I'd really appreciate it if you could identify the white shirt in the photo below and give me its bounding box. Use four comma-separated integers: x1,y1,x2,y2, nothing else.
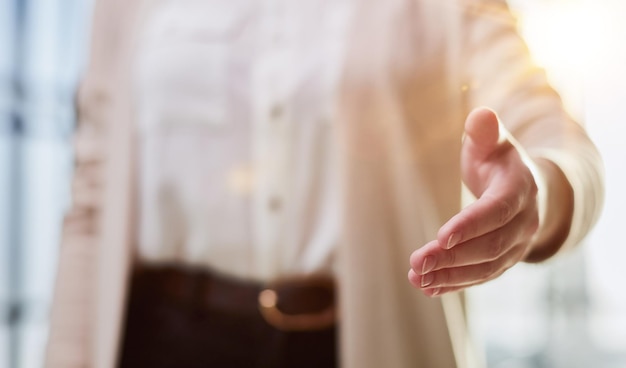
132,0,354,281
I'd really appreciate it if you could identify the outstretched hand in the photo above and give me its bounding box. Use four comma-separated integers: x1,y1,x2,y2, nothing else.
408,107,543,297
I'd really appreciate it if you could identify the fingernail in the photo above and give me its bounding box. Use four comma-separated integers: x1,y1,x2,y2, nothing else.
446,233,461,249
421,256,436,275
431,287,441,297
421,273,434,288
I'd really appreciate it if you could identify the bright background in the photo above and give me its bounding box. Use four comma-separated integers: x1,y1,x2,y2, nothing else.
0,0,625,367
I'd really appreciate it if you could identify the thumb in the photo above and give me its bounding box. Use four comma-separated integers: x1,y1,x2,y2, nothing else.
463,107,502,160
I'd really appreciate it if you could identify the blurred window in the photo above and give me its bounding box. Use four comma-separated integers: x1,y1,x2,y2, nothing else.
0,1,93,367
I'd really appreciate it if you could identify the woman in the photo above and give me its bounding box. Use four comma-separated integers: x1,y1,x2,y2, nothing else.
45,0,604,367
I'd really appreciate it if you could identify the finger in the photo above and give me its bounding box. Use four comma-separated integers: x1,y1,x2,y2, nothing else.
421,285,465,298
408,268,421,289
437,180,527,249
416,245,525,289
412,213,532,274
463,107,502,161
409,240,441,273
414,281,489,298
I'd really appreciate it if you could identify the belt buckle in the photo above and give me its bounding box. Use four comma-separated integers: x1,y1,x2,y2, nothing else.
258,276,336,331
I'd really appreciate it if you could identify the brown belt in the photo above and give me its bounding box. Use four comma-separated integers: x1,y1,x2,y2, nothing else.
130,264,337,331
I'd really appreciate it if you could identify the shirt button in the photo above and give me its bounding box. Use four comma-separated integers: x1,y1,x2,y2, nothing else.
270,104,284,120
268,196,282,212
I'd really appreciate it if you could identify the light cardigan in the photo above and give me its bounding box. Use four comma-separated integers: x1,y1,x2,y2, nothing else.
45,0,604,367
